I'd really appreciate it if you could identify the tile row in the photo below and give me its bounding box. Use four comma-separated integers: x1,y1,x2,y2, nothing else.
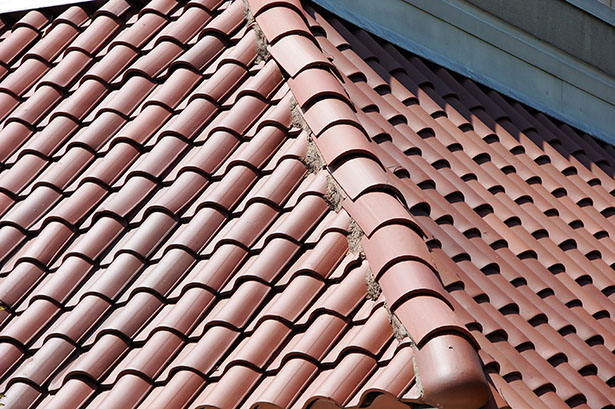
0,3,416,409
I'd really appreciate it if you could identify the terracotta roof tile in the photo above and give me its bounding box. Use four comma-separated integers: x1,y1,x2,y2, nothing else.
0,0,614,408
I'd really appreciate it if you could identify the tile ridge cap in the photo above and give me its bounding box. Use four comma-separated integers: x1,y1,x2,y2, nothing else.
244,2,490,408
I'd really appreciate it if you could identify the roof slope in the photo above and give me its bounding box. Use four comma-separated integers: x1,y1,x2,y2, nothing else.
0,0,613,408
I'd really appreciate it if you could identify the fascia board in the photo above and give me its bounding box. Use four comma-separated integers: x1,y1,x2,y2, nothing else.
314,0,615,144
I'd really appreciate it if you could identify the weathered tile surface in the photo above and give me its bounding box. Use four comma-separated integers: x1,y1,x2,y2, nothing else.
0,1,614,408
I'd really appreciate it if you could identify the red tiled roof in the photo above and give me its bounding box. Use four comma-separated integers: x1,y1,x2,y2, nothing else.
0,0,614,408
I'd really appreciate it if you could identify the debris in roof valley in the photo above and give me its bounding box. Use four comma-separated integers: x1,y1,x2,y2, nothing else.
0,0,614,408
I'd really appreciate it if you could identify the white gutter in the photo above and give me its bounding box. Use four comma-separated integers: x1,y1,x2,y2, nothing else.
0,0,96,14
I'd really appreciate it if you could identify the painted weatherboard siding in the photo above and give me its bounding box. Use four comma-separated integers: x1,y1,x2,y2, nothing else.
314,0,615,143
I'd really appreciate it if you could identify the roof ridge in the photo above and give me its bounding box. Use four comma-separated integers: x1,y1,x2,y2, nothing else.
245,0,489,407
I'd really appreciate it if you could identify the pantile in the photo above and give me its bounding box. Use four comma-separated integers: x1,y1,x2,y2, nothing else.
0,0,614,408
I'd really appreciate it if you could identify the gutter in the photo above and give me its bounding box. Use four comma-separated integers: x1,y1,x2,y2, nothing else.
0,0,97,14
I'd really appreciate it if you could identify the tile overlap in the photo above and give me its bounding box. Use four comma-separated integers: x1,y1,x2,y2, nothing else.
0,0,613,408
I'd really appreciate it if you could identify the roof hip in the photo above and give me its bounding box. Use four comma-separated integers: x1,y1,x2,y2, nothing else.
245,0,490,407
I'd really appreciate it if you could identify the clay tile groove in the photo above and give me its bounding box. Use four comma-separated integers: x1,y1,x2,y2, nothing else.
0,1,614,409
